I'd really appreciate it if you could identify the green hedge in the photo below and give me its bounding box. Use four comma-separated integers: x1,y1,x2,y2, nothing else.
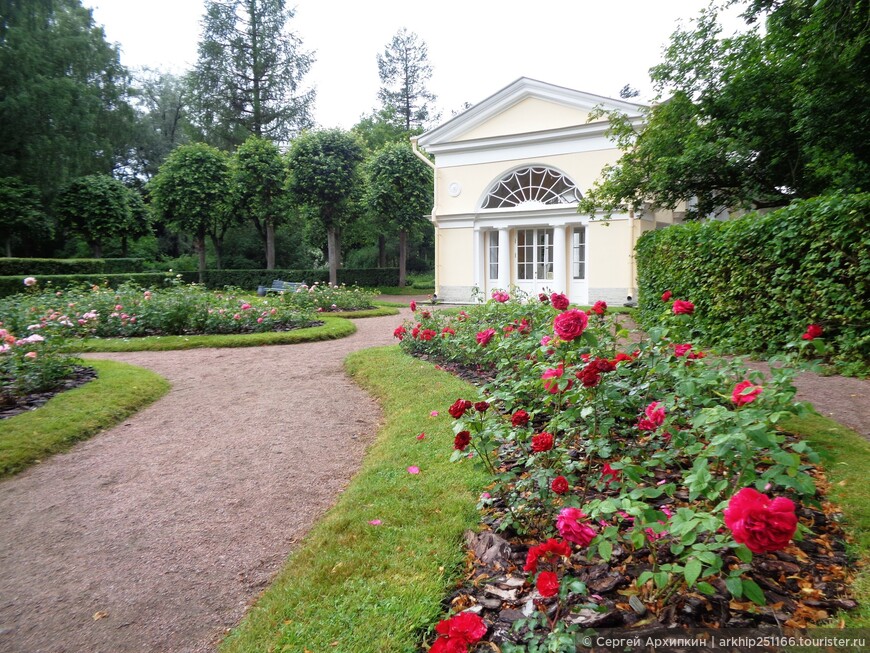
636,192,869,371
0,272,168,297
0,258,145,275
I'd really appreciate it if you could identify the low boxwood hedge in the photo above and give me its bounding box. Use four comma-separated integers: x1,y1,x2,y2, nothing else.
0,257,145,276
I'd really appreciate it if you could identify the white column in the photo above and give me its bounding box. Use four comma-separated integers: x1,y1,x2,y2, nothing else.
552,224,567,295
472,228,482,289
497,227,510,291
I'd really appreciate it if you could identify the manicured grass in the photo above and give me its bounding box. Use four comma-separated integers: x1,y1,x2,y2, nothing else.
328,306,399,319
71,316,355,353
782,412,870,627
219,346,488,653
0,359,169,478
376,286,434,295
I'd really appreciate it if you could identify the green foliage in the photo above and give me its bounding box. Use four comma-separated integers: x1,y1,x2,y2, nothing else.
55,175,149,257
579,1,869,218
287,129,365,284
0,0,136,203
231,136,288,269
635,192,870,373
190,0,314,148
0,177,47,255
148,143,232,273
0,325,81,403
0,258,145,275
376,28,438,132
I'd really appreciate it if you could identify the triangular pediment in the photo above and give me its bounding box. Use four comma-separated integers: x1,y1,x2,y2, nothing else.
417,77,646,148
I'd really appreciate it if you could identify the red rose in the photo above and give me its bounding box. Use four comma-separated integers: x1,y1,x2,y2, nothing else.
420,329,436,341
476,328,496,346
474,401,489,412
511,410,530,427
575,363,601,388
612,351,635,365
411,325,420,338
536,571,560,598
661,290,672,302
591,300,607,315
724,487,798,553
393,325,406,340
448,399,473,418
524,538,571,573
531,432,554,452
550,292,569,310
551,475,569,494
672,299,695,315
553,309,588,341
673,343,693,357
441,327,455,337
539,292,550,304
453,431,471,451
431,611,487,652
802,323,823,340
732,380,762,406
601,463,621,484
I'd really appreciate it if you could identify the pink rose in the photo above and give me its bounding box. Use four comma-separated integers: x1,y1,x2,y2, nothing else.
491,290,510,303
724,487,797,553
409,300,417,312
542,363,572,394
556,507,596,547
553,309,588,341
23,277,37,287
476,328,496,346
672,299,695,315
732,380,762,406
25,351,37,359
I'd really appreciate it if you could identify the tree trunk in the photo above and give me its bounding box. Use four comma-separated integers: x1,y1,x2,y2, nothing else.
196,234,206,283
327,226,339,286
378,234,386,267
266,220,276,270
209,235,223,270
4,237,11,258
121,236,129,258
398,228,408,288
91,242,102,258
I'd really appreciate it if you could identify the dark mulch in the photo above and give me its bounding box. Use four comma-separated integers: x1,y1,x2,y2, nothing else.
415,354,859,649
0,366,97,420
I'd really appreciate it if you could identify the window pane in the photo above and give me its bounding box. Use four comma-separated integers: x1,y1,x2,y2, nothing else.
572,227,585,280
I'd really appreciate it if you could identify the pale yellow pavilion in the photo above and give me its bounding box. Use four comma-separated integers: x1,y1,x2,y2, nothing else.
414,77,681,305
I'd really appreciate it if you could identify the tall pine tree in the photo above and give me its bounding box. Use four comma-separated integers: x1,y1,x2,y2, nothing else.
191,0,315,149
377,28,438,133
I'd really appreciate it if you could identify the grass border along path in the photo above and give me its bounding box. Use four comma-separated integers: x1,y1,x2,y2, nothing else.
0,359,169,478
220,346,488,653
74,316,357,353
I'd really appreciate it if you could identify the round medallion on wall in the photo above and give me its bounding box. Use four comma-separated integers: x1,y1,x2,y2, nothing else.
447,182,462,197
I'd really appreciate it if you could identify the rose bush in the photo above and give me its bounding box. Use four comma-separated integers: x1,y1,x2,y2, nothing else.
397,288,833,650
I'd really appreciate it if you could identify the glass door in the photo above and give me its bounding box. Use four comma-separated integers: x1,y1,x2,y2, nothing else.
515,228,554,295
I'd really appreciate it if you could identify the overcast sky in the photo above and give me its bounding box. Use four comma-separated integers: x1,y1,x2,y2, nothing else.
84,0,746,130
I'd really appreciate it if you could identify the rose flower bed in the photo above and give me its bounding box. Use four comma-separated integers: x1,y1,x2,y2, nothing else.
395,290,856,652
1,278,318,339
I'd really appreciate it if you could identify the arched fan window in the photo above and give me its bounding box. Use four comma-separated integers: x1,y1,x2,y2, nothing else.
482,166,581,209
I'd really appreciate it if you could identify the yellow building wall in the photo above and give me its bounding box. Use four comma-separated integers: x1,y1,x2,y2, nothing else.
588,220,634,290
436,227,474,286
455,97,592,142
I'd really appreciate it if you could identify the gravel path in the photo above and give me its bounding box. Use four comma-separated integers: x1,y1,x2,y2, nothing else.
0,305,417,653
0,299,866,653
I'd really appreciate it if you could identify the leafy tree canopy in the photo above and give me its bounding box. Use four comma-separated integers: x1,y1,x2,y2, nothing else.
0,0,136,203
191,0,315,149
579,0,869,219
0,177,47,256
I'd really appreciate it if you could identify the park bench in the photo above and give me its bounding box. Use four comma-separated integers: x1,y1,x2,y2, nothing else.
256,279,304,296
